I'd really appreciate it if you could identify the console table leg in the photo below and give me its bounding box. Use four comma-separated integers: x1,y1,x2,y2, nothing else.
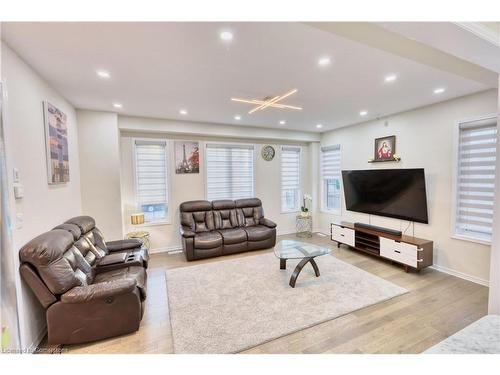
404,265,409,273
280,258,286,270
337,242,340,248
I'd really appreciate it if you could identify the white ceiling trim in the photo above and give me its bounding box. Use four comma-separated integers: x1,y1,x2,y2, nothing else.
455,22,500,47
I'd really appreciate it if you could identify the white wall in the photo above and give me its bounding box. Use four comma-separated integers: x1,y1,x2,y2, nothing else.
318,89,497,284
489,80,500,314
77,110,123,239
119,116,317,251
1,43,82,349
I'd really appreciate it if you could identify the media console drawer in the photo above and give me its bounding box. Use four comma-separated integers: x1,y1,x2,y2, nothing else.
331,224,355,247
380,237,421,267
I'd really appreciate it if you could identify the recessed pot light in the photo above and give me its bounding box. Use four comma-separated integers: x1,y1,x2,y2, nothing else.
219,31,234,42
384,74,397,82
316,124,323,129
359,110,368,116
433,87,445,94
179,109,188,115
113,103,122,109
234,115,241,120
279,120,286,125
318,57,331,67
97,70,110,79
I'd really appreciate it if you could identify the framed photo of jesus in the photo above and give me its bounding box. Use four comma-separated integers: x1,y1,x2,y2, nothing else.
374,135,396,162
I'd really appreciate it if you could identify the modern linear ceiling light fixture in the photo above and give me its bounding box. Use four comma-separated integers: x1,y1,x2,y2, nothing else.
231,89,302,114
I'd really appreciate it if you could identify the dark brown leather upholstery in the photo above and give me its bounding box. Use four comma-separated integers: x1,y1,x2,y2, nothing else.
180,198,276,260
62,216,149,271
19,219,148,345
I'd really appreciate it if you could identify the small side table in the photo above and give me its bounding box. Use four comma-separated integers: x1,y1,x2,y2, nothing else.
296,215,313,238
126,230,151,250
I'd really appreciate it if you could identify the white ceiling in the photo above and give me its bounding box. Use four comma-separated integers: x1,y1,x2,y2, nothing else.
1,22,496,133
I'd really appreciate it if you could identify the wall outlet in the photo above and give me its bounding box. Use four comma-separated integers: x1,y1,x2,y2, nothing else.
13,183,24,199
16,213,23,229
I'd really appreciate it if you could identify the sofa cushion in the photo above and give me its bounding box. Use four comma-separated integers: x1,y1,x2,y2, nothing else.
243,225,274,241
213,200,239,229
94,266,147,301
194,231,223,249
235,198,264,227
218,228,247,245
65,216,96,234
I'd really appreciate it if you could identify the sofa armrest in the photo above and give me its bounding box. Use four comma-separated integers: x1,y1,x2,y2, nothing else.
260,218,277,228
106,239,142,252
180,225,195,238
60,279,137,304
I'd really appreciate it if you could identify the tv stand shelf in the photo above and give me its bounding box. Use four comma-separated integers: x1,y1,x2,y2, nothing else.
331,221,433,273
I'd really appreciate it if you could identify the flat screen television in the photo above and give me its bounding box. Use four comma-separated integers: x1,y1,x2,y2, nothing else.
341,168,429,224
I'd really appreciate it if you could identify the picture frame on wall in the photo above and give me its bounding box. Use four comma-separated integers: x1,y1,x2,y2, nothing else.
374,135,396,162
43,101,70,184
174,140,200,174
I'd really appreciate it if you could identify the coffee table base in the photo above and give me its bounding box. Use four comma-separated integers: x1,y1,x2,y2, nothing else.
281,257,320,288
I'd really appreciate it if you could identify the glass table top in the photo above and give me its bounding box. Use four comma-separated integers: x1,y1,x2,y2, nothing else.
273,240,331,259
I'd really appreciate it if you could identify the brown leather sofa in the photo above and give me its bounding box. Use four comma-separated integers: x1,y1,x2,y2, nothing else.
179,198,277,261
19,216,148,345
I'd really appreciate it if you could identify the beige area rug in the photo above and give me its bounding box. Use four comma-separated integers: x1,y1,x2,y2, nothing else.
165,252,407,353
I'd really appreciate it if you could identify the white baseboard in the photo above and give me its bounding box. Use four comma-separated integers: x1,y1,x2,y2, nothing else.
150,245,182,254
29,325,47,353
430,264,489,287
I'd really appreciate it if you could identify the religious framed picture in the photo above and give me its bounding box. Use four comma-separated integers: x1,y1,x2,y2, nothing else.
374,135,396,162
174,141,200,174
43,101,70,184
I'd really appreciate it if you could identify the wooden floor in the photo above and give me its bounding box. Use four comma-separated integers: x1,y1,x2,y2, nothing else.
46,233,488,354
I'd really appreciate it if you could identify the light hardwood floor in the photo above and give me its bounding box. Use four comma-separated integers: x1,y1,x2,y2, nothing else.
44,233,488,354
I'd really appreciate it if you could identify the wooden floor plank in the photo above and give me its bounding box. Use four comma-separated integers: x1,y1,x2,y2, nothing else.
38,233,487,354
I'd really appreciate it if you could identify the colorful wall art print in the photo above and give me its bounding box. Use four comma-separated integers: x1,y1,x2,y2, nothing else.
175,141,200,174
44,101,69,184
374,135,396,162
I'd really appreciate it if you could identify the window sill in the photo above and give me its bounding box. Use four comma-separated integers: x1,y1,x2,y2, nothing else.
320,209,341,216
281,209,300,214
451,233,491,246
132,220,171,228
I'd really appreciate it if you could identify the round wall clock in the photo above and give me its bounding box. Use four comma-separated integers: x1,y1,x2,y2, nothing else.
261,145,276,161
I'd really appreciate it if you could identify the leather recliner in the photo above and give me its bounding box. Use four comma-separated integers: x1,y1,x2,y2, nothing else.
180,198,277,261
19,220,148,345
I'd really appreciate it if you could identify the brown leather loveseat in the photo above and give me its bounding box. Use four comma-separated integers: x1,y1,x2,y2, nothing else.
19,216,148,345
179,198,277,261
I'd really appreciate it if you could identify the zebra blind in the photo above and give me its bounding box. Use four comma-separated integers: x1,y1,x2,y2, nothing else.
135,140,168,222
455,118,497,241
206,143,255,201
281,146,301,211
321,144,342,212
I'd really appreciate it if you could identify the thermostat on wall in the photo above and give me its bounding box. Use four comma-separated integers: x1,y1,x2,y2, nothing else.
13,183,24,199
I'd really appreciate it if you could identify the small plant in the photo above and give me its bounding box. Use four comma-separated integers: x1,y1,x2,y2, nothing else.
301,194,312,215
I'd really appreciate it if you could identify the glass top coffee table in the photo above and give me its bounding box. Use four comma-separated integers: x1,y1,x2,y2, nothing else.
273,240,331,288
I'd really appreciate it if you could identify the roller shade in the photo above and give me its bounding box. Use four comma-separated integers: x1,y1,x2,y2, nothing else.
281,146,301,211
206,143,255,201
455,119,497,241
321,144,341,179
135,140,168,206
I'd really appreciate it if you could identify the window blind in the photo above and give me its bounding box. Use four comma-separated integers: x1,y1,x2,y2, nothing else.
135,140,168,220
455,118,497,241
321,144,342,212
206,143,255,201
281,146,301,211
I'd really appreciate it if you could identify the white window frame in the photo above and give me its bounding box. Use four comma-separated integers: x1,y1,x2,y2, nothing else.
280,145,302,213
132,138,172,226
451,114,497,245
204,141,256,201
320,144,342,215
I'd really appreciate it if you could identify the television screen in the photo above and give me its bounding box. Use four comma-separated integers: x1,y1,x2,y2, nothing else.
341,168,429,223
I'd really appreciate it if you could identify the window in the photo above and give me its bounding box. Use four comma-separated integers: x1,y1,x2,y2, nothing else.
321,144,342,213
281,146,301,212
206,143,255,201
454,117,497,242
134,140,169,223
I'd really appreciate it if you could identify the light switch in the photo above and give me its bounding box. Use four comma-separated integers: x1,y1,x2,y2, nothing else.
13,168,20,183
